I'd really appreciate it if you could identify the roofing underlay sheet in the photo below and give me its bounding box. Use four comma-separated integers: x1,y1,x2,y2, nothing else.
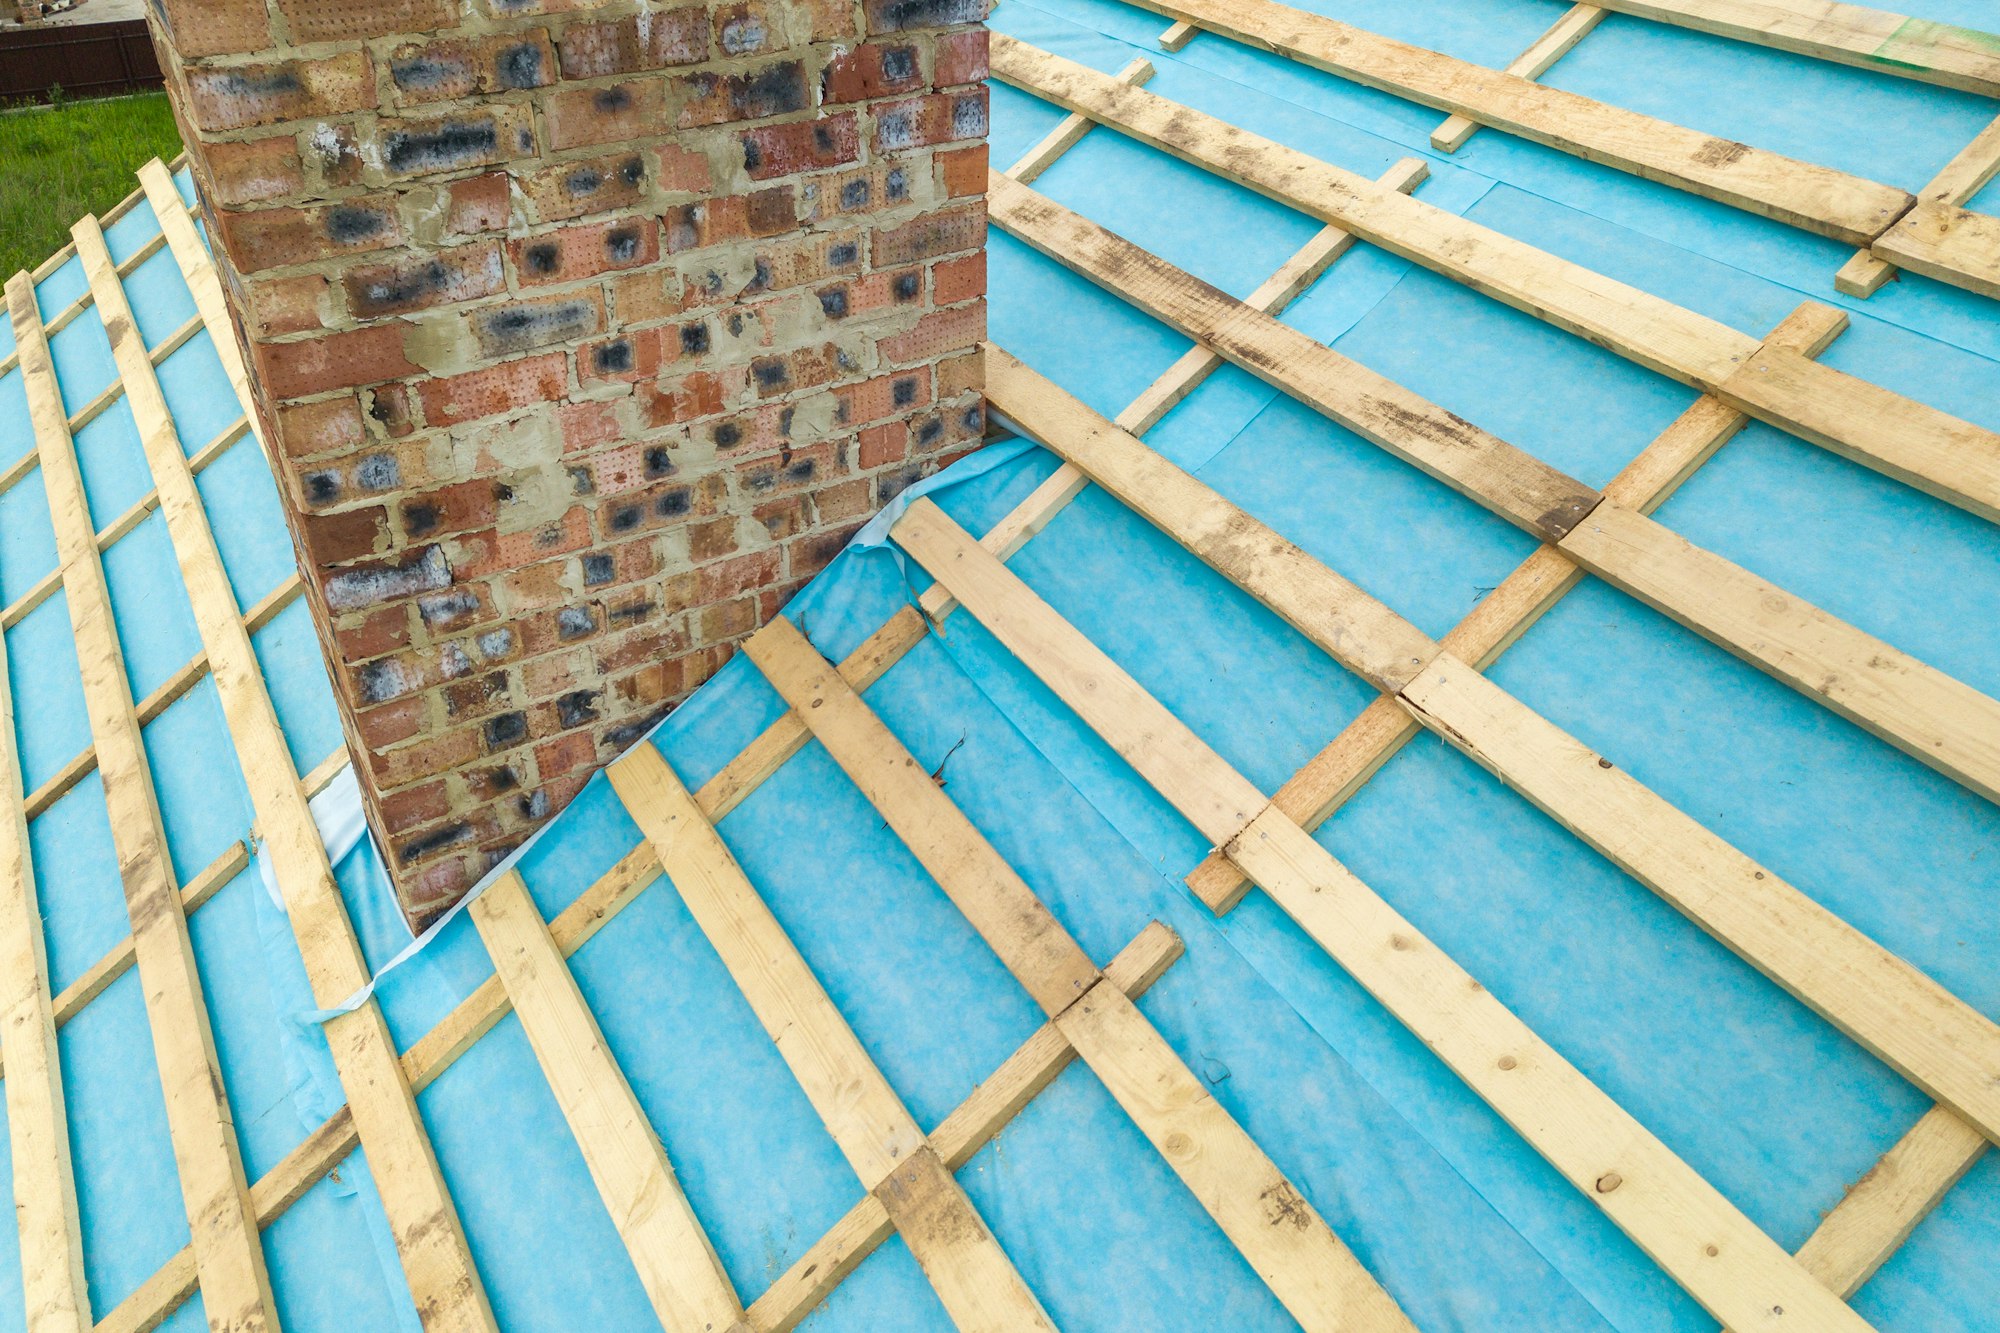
3,0,1998,1329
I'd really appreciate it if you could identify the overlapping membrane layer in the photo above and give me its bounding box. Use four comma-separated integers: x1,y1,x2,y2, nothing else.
4,0,2000,1328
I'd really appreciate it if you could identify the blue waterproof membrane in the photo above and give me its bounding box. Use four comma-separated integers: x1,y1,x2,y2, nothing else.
6,5,2000,1331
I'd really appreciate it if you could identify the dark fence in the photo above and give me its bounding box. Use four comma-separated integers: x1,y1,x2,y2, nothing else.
0,19,162,105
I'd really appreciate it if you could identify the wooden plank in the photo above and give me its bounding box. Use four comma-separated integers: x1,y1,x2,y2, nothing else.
871,1147,1060,1333
1432,3,1606,153
1839,112,2000,296
890,498,1879,1333
1868,199,2000,300
1110,0,1913,244
1158,19,1198,49
23,575,304,822
740,617,1105,1016
992,175,2000,809
1557,501,2000,804
1711,342,2000,522
989,37,2000,523
0,486,90,1331
75,215,497,1332
1787,1105,1987,1299
469,871,749,1333
984,344,1441,691
1052,982,1418,1332
988,339,2000,1150
7,271,279,1332
989,170,1604,544
138,160,268,458
746,924,1185,1333
1184,302,1848,909
610,745,927,1183
1398,653,2000,1146
1587,0,2000,96
1006,56,1154,184
938,159,1427,622
747,613,1418,1333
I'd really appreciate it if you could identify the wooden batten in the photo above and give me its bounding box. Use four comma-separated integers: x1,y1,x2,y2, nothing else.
608,744,1060,1331
746,613,1421,1333
6,269,279,1331
988,36,2000,522
1111,0,1913,243
1431,3,1606,153
471,871,750,1332
890,496,1881,1333
75,209,498,1330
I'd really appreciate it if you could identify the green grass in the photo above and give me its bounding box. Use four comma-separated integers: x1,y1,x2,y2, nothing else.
0,91,185,281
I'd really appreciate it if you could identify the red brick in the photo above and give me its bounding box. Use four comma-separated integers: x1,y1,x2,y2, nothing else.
879,299,984,366
861,0,983,33
581,328,665,385
714,0,789,56
400,479,498,542
696,548,780,602
559,398,621,452
873,202,983,265
276,0,452,44
816,266,922,322
611,268,689,324
388,29,556,104
256,325,420,399
676,59,810,129
873,88,986,153
373,105,535,181
275,395,367,460
249,273,329,336
342,242,505,319
559,9,709,76
302,505,390,565
933,250,984,306
740,113,858,180
152,0,269,56
336,604,413,661
355,696,428,750
219,196,405,272
521,150,649,223
184,51,374,131
446,173,513,235
417,353,568,428
821,42,923,103
205,135,306,206
546,80,668,150
468,288,605,357
834,368,930,427
934,28,989,85
510,215,660,286
938,143,988,198
858,421,905,470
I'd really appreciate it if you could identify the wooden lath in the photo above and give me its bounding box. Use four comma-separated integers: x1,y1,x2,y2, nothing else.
608,746,1059,1332
1115,0,1916,244
890,495,1878,1333
0,439,90,1332
74,210,499,1330
990,36,2000,523
1585,0,2000,96
470,871,751,1332
1430,3,1604,153
984,334,2000,1146
744,615,1421,1333
747,921,1185,1332
1839,112,2000,295
5,269,279,1330
988,173,2000,808
100,645,1182,1333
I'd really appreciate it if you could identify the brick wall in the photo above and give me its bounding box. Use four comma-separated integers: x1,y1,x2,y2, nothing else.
145,0,989,926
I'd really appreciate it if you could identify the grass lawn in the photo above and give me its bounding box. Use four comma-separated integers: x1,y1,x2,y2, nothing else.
0,91,185,280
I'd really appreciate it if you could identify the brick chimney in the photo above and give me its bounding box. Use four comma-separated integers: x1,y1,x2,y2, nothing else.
143,0,989,926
